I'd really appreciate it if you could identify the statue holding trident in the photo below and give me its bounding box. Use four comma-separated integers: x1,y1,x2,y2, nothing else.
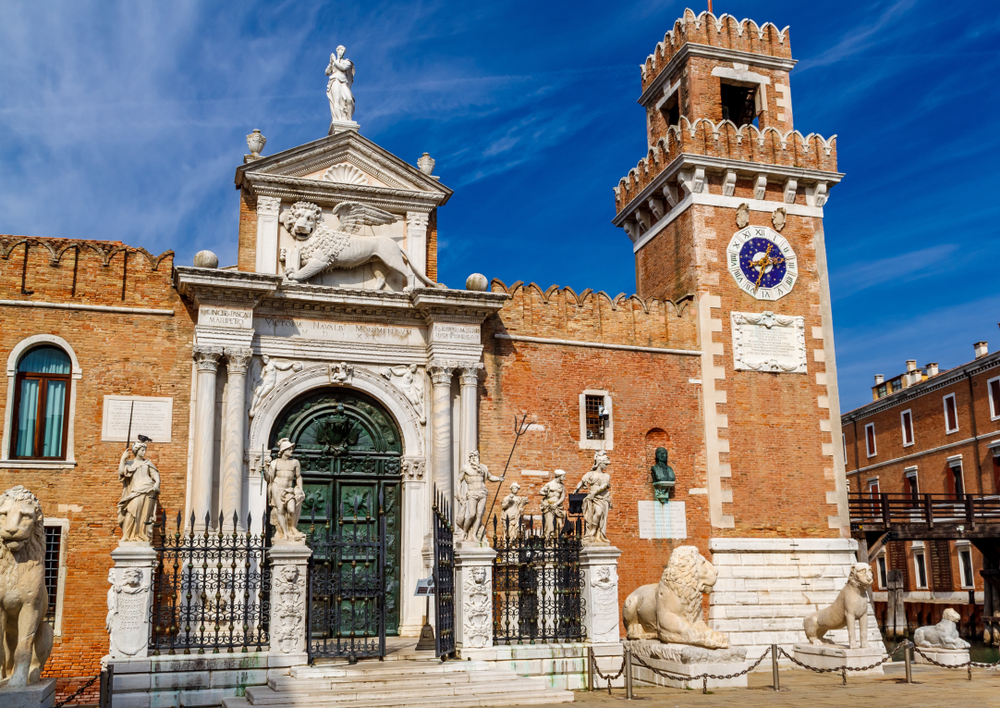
326,45,356,127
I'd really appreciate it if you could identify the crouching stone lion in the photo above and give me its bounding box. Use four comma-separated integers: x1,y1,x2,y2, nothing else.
623,545,729,649
0,485,53,687
914,608,970,650
804,562,873,648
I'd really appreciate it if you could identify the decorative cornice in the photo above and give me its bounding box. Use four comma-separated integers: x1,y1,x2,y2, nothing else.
638,43,797,107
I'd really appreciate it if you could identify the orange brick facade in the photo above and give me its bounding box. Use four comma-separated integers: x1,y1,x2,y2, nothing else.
0,237,195,700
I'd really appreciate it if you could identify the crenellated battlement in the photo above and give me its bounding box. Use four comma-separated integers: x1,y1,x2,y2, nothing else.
488,278,697,350
613,117,837,212
640,8,791,91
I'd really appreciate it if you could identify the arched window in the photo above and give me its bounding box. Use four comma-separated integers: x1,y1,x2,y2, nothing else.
12,346,71,459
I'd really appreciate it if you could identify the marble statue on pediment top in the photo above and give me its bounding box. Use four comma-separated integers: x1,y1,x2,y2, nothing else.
326,45,356,126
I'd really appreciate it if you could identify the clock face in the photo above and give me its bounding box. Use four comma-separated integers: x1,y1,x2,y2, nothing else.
726,226,798,301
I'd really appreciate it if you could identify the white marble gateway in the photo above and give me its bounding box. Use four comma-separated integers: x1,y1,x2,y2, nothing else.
637,500,687,539
731,310,806,374
102,396,173,442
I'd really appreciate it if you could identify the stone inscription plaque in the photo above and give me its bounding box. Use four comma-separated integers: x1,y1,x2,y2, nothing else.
637,501,687,539
102,396,173,442
256,317,425,346
731,311,807,374
199,307,253,329
430,323,480,344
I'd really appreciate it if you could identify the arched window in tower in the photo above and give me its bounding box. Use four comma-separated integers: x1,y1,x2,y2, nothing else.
12,345,72,459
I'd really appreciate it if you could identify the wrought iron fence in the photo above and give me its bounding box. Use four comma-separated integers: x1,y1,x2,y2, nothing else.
149,510,271,655
433,487,456,658
491,514,586,644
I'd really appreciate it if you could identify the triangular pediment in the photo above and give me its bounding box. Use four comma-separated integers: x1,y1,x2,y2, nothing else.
235,131,451,205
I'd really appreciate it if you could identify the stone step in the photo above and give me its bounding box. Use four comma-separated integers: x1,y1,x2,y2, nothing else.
224,686,573,708
291,660,495,679
269,669,533,693
248,679,552,705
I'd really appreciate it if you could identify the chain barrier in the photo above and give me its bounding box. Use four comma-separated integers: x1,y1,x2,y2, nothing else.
910,642,1000,681
53,674,100,708
776,643,903,683
589,646,626,694
628,645,773,693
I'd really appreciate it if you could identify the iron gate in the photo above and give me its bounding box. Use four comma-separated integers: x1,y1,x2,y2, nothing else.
432,487,456,658
305,491,387,661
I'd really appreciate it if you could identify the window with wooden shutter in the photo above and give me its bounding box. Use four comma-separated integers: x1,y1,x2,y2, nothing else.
929,539,953,591
886,541,909,588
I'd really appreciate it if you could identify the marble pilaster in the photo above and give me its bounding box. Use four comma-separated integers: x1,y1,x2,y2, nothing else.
255,196,281,274
192,346,222,527
454,545,496,651
269,543,312,666
107,544,158,659
405,211,429,285
458,363,483,476
221,347,252,528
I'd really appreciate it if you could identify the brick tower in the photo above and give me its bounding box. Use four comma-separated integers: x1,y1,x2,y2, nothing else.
612,9,872,652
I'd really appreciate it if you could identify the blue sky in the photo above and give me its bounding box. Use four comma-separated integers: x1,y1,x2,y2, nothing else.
0,0,997,412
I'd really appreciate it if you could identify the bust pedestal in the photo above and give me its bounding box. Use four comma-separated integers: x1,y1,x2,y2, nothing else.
793,643,885,675
0,678,57,708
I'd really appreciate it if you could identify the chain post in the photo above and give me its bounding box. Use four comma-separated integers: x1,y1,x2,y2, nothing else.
771,644,780,691
968,662,972,681
841,666,847,686
625,645,633,700
587,646,594,692
702,675,708,694
904,641,912,684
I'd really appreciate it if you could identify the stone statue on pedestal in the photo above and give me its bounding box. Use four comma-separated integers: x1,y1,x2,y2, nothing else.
0,485,53,687
540,469,567,539
117,437,160,543
500,483,528,540
326,45,355,125
915,608,969,650
264,438,306,543
574,450,613,546
804,563,873,648
651,447,675,503
456,450,500,542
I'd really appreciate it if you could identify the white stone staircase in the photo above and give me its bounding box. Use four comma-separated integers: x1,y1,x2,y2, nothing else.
221,658,574,708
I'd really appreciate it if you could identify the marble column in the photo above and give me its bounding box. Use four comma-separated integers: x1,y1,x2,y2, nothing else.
458,363,483,472
221,347,252,529
427,362,456,502
192,345,222,528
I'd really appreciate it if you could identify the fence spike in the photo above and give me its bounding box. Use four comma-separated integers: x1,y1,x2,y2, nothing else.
204,511,212,531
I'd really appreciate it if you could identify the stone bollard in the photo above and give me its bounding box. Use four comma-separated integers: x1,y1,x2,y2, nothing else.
580,546,624,686
107,544,158,659
454,544,496,651
268,543,312,666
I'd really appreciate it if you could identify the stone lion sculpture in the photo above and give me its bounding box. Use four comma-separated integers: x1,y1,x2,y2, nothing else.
804,562,873,648
623,545,729,649
280,200,444,290
0,485,53,687
915,608,969,649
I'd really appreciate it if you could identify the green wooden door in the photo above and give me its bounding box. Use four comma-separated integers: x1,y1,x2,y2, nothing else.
271,389,403,635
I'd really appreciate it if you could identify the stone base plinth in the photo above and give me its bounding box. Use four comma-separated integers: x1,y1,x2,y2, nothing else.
626,641,748,689
0,678,56,708
793,644,885,675
914,646,970,667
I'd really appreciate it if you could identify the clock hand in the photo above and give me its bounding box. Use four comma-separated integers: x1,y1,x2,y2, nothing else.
752,244,774,293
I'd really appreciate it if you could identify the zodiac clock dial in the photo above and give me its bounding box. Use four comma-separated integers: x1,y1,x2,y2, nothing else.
726,226,798,300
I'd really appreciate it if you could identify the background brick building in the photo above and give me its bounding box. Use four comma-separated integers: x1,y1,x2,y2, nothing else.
842,339,1000,637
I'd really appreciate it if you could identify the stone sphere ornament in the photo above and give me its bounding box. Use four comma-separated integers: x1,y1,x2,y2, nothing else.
193,250,219,269
465,273,488,291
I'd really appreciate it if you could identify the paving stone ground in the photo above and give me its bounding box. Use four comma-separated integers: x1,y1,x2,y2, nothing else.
522,664,1000,708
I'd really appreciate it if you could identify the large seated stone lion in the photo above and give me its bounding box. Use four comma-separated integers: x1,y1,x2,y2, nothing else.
623,545,729,649
0,485,53,687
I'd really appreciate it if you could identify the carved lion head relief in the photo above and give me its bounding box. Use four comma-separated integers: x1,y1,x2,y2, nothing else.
280,201,324,240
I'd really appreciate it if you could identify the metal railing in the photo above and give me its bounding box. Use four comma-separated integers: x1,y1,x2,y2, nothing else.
849,492,1000,528
491,515,585,644
149,510,271,655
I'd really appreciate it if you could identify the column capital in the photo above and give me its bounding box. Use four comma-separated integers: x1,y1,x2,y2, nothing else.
224,347,253,375
458,362,484,387
427,361,457,386
406,211,430,231
257,195,281,217
193,345,223,372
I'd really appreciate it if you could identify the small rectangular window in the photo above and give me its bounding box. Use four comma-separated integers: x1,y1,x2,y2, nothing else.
944,393,959,433
842,433,847,461
865,423,877,458
914,551,928,589
901,410,914,447
891,379,903,392
579,391,613,450
959,547,974,588
905,470,919,504
720,81,758,126
877,384,887,398
950,461,965,498
988,376,1000,420
877,555,888,589
43,525,62,626
585,395,605,441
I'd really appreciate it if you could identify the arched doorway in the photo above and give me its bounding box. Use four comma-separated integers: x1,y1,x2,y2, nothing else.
270,387,403,651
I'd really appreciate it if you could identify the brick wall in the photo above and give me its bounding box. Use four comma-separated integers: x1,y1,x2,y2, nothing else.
237,189,258,272
0,236,195,699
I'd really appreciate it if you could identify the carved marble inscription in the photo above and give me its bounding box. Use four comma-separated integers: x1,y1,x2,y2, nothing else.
198,307,253,329
256,318,425,346
102,396,173,442
430,323,480,344
637,500,687,539
731,311,807,374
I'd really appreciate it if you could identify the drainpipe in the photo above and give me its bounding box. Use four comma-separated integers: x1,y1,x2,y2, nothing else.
967,371,984,494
